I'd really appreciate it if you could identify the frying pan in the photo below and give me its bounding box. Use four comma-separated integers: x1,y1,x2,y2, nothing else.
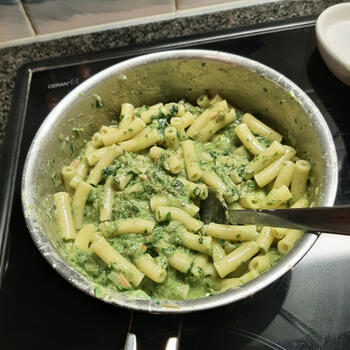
22,50,338,313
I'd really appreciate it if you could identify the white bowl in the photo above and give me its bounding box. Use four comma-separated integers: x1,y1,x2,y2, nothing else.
316,3,350,86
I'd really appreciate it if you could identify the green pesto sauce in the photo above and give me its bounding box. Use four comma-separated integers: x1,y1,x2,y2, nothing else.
59,99,298,301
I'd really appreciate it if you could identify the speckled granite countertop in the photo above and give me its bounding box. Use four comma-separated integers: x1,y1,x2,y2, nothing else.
0,0,346,151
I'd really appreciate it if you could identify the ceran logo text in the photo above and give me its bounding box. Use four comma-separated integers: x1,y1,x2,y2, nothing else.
48,77,80,89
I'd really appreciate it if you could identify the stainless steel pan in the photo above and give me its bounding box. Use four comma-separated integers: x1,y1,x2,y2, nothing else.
22,50,338,313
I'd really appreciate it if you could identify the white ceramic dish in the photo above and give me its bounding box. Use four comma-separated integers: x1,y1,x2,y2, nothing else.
316,3,350,86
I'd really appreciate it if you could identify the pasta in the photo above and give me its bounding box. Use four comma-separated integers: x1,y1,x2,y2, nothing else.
72,181,92,230
86,147,107,167
273,160,295,189
206,223,257,241
149,146,184,175
155,206,203,232
99,218,155,237
220,269,260,292
87,145,122,185
102,117,146,146
214,241,259,278
150,195,199,216
61,165,76,194
211,238,226,262
53,95,313,301
90,237,144,287
290,160,311,202
243,141,285,179
168,248,193,273
133,254,167,283
256,226,275,252
118,103,134,129
242,113,283,142
249,254,271,273
120,129,161,152
164,126,180,150
182,140,202,181
74,224,99,251
254,146,296,187
194,109,236,142
69,157,89,189
54,192,76,241
234,123,265,155
187,100,228,138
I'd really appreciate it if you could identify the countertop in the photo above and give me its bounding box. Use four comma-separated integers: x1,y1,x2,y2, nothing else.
0,0,346,152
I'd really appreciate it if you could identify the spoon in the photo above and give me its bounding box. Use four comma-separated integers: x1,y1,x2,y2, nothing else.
199,188,350,235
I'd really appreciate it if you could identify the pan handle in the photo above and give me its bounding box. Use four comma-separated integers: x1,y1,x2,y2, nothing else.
123,332,137,350
122,310,182,349
164,337,179,349
123,333,179,350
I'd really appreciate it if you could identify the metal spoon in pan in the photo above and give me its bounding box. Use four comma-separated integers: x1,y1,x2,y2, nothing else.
200,188,350,235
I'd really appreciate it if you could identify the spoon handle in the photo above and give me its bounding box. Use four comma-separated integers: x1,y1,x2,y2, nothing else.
228,205,350,235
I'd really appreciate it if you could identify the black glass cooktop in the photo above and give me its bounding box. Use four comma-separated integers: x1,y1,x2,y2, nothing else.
1,18,350,350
